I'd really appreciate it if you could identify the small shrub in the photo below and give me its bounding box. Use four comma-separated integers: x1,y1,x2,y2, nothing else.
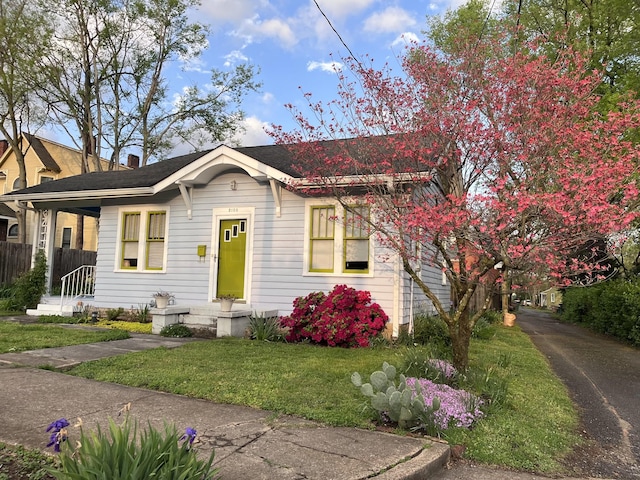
412,313,451,348
280,284,388,347
47,415,218,480
126,304,151,323
479,309,502,324
472,317,496,339
160,323,192,338
0,250,47,311
106,308,124,321
248,315,285,341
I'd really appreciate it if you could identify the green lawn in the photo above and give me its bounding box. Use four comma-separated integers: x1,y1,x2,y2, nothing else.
66,327,582,474
0,321,130,353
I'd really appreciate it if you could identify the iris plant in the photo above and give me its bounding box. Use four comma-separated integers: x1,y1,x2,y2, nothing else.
46,418,70,452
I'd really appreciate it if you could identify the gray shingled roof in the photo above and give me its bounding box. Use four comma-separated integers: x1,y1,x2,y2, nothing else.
2,144,305,198
0,203,16,218
4,150,212,196
3,137,416,199
236,144,299,177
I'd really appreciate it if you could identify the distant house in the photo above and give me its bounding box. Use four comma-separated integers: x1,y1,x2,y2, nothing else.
0,202,17,241
0,141,451,336
0,133,133,250
540,287,563,310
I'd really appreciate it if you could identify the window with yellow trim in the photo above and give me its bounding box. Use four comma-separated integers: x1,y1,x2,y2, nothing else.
146,212,166,270
343,205,370,273
119,210,167,271
309,206,335,272
121,212,140,269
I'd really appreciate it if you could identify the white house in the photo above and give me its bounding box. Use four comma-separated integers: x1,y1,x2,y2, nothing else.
0,142,450,336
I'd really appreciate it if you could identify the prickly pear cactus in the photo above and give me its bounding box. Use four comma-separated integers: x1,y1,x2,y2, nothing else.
352,362,440,430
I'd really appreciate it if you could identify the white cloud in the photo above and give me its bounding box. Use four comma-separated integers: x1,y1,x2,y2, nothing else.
233,16,298,49
223,50,249,68
363,6,417,34
195,0,268,24
232,116,272,146
391,32,420,49
307,60,343,73
316,0,377,20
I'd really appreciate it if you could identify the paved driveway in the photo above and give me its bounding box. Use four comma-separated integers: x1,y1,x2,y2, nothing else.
517,308,640,479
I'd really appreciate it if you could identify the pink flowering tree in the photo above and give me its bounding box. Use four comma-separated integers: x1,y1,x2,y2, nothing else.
271,26,640,370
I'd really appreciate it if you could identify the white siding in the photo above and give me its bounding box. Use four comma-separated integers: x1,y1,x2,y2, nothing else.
92,171,448,329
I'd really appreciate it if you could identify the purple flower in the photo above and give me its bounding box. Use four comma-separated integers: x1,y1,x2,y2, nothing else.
46,418,70,433
46,418,70,452
406,378,484,430
427,359,457,379
180,427,197,448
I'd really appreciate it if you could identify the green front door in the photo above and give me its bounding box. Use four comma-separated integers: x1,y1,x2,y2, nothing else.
216,219,246,299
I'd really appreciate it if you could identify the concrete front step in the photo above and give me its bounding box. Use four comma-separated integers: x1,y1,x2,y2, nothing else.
181,313,217,327
26,303,75,317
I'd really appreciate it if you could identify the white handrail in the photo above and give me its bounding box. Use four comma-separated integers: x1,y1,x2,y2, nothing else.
60,265,96,308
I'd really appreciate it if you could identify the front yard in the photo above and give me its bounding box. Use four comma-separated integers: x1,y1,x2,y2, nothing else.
66,327,580,474
0,320,129,353
0,316,582,475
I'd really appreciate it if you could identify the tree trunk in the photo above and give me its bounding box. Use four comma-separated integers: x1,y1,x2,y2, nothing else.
449,307,472,371
16,207,27,244
75,215,84,250
501,273,510,318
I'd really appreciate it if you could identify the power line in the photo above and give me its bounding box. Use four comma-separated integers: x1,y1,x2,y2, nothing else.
313,0,358,61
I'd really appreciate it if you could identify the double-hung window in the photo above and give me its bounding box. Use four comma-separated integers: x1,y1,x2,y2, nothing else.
309,206,335,272
146,212,166,270
343,205,370,273
307,203,371,275
120,209,167,271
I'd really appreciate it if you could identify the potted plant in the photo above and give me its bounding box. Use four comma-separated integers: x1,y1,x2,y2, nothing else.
217,294,237,312
153,291,173,309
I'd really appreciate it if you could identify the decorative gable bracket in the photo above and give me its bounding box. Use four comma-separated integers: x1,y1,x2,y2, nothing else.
178,183,193,220
269,178,282,217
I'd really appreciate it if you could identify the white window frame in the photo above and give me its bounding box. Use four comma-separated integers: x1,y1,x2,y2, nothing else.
303,200,374,277
115,206,170,273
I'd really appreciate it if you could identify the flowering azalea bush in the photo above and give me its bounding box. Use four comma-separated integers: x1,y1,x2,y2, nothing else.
280,285,388,347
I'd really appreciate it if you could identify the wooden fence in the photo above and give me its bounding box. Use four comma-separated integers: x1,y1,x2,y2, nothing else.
0,241,97,288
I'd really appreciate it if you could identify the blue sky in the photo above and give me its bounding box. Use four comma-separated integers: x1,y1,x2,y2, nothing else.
178,0,469,148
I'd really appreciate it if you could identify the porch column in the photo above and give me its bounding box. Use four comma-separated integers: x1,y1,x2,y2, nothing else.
31,208,57,293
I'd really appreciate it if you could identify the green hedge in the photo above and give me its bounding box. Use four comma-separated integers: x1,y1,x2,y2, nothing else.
562,279,640,346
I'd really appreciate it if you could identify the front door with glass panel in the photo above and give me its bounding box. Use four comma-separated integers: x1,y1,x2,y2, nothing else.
216,219,246,299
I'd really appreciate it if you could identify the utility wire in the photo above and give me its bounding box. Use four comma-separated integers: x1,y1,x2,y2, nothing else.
313,0,358,62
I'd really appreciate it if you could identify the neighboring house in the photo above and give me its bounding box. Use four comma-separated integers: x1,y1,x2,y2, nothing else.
0,203,16,241
540,287,563,310
0,133,133,250
0,142,450,336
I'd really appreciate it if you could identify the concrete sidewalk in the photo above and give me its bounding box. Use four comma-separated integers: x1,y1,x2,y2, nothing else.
0,332,449,479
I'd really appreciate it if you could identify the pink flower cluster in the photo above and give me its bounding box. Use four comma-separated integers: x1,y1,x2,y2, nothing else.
427,359,458,380
406,377,484,430
280,284,388,347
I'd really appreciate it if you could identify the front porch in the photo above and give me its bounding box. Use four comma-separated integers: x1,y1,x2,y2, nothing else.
27,294,278,339
151,304,278,337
